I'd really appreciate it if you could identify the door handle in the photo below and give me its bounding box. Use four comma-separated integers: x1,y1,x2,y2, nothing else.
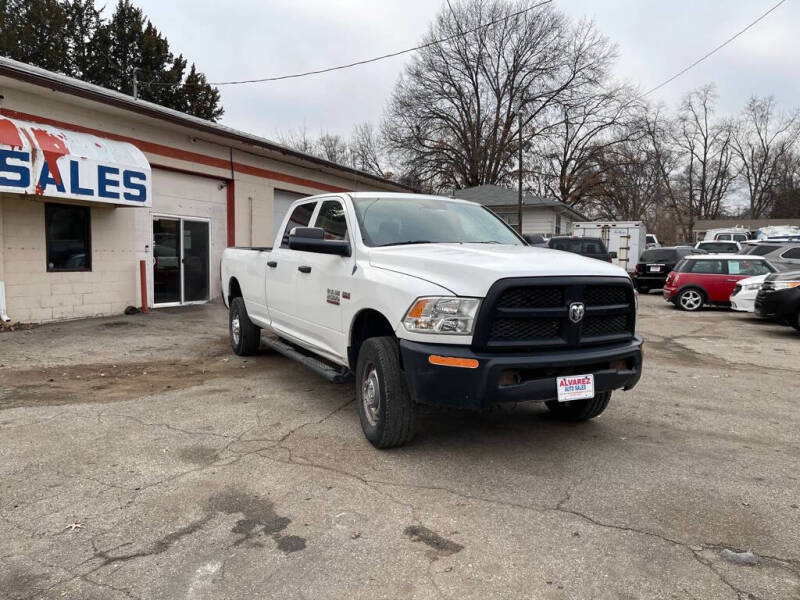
298,265,312,274
267,261,277,268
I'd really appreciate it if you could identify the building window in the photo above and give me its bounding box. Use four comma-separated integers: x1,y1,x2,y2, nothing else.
497,211,519,227
555,214,562,234
45,203,91,272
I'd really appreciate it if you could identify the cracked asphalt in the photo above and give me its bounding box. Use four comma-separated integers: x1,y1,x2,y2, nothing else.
1,295,798,599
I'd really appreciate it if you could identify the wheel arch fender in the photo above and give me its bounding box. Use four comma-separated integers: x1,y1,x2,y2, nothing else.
348,308,396,371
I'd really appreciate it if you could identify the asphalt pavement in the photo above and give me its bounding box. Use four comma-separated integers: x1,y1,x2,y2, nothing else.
1,295,798,599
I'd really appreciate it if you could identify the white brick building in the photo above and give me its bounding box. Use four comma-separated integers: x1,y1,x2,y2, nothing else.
0,58,405,323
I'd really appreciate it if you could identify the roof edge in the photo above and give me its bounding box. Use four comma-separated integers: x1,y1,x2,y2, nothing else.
0,57,412,191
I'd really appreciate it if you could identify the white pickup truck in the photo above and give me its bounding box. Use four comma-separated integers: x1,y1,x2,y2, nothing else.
221,193,643,448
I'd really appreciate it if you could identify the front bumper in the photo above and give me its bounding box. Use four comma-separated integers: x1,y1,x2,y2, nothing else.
755,288,800,319
730,291,757,312
399,336,644,409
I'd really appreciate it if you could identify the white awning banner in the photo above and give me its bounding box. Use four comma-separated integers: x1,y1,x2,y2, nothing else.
0,116,151,207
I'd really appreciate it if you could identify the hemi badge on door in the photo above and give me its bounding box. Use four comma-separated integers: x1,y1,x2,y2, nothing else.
342,292,351,300
327,289,341,305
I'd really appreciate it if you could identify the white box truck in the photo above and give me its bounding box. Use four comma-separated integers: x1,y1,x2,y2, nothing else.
572,221,647,273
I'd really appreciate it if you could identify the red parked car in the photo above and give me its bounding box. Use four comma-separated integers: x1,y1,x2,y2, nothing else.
663,255,778,311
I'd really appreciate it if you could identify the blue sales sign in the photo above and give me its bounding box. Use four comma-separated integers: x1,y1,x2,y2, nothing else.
0,117,151,207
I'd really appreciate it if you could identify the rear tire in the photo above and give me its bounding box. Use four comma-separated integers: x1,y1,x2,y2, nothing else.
546,391,611,421
792,310,800,332
356,337,415,449
637,285,650,294
230,297,260,356
676,288,705,312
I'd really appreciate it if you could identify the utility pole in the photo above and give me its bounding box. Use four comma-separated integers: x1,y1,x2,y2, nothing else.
517,111,523,234
132,68,140,100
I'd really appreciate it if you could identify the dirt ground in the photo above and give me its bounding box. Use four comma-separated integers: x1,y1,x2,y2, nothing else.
0,296,798,599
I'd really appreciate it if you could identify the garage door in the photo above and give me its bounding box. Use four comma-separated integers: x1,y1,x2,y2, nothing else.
274,189,308,239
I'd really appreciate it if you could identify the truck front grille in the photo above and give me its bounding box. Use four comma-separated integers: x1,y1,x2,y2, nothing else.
472,277,636,352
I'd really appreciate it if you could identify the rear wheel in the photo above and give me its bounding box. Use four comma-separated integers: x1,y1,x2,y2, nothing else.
356,337,415,448
637,284,650,294
229,297,260,356
546,391,611,421
677,288,704,312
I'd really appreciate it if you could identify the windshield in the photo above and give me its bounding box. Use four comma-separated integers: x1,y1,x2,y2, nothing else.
699,241,738,253
550,237,607,254
352,197,524,247
640,249,676,262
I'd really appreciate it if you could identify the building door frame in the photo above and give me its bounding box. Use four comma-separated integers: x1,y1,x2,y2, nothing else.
151,213,211,307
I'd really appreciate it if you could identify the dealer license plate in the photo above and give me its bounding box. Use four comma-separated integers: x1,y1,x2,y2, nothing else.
648,264,663,272
556,374,595,402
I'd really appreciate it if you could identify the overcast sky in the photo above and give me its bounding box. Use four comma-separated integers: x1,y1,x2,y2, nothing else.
132,0,800,139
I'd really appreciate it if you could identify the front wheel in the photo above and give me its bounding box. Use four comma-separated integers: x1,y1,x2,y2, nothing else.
229,297,261,356
546,391,611,421
356,337,415,449
677,288,704,312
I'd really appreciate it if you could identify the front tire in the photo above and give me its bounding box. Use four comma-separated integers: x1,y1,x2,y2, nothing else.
676,288,705,312
229,297,260,356
546,391,611,421
356,337,415,449
792,310,800,332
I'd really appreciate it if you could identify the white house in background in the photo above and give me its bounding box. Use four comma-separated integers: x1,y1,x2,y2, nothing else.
455,184,588,237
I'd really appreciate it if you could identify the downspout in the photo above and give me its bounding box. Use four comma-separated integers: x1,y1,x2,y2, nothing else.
0,282,9,322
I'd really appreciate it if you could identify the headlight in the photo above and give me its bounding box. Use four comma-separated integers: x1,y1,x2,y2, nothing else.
742,283,762,291
403,297,481,335
773,281,800,290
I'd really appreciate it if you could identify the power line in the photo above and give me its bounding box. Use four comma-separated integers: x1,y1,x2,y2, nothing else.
142,0,788,99
642,0,788,97
144,0,554,88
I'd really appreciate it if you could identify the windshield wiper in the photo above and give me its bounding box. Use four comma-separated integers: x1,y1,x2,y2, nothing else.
377,240,434,247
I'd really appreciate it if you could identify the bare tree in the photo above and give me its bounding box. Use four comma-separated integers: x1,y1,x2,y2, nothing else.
350,122,389,178
533,84,638,209
767,148,800,218
382,0,616,191
316,132,351,165
733,96,799,217
674,85,738,221
277,125,317,156
592,133,662,221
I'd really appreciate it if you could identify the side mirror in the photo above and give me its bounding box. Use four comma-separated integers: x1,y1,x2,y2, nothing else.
288,227,351,256
609,251,618,259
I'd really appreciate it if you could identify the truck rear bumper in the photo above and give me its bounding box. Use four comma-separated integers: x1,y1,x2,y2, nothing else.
399,336,643,409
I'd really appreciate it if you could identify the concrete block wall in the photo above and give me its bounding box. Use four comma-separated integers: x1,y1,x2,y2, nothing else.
1,193,137,323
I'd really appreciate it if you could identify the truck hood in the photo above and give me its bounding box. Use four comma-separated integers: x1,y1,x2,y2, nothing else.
368,243,629,296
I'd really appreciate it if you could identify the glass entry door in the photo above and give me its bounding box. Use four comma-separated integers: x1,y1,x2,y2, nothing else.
153,217,210,306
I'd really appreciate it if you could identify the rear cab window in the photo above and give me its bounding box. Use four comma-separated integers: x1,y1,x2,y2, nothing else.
280,201,317,248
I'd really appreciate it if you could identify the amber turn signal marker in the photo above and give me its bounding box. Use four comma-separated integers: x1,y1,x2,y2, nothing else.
407,299,428,319
428,355,479,369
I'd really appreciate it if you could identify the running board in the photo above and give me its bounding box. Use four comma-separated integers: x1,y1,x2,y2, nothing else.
261,337,353,383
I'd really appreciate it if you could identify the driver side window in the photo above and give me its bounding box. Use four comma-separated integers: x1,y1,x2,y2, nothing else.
313,200,349,241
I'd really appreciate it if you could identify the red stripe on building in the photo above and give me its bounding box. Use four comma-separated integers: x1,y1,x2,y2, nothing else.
0,108,348,193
